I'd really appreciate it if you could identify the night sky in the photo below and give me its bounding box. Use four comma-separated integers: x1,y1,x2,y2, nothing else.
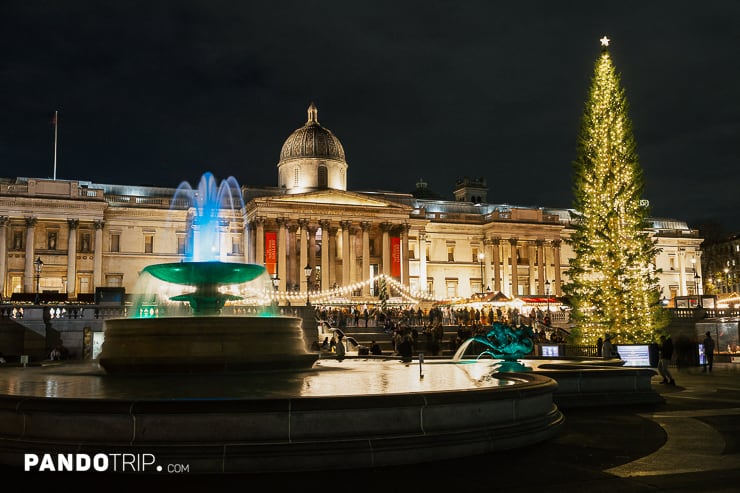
2,1,739,235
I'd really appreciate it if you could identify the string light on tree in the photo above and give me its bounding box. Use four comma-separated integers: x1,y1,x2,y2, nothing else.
563,36,668,345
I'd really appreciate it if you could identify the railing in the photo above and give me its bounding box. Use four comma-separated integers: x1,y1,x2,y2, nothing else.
670,307,740,319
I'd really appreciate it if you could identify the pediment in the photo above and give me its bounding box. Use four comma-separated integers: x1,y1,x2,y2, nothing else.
259,190,409,209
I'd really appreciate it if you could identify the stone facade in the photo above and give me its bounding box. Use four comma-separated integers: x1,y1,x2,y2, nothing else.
0,104,703,305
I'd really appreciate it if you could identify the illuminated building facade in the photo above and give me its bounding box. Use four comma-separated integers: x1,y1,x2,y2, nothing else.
0,104,703,305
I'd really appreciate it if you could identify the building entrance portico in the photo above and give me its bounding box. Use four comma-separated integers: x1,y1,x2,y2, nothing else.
245,190,417,297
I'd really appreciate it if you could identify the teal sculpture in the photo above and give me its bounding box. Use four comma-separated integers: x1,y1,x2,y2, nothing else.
470,322,535,372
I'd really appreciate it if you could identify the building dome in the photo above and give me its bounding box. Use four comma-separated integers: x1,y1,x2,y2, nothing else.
279,103,346,162
277,103,348,193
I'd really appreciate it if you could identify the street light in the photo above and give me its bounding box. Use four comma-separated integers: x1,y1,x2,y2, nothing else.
34,257,44,293
545,279,551,314
272,273,280,292
478,252,484,297
304,264,312,305
694,271,700,296
724,267,730,293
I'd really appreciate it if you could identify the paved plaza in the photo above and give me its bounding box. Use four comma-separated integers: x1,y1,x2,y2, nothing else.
3,362,739,491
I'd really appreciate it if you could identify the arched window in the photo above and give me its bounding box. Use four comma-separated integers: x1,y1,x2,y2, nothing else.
318,165,328,188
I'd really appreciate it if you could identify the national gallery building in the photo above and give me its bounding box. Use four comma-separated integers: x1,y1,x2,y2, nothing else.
0,104,703,307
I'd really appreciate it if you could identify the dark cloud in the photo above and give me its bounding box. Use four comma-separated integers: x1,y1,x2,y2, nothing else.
1,1,738,232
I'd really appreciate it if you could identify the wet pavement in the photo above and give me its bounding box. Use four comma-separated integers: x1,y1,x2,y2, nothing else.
3,362,740,490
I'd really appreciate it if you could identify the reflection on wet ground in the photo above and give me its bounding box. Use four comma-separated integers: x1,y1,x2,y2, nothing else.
0,358,521,400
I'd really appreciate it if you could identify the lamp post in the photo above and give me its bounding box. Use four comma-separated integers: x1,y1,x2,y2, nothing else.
478,252,485,297
724,267,730,294
304,264,312,305
34,257,43,294
545,279,551,314
694,272,700,295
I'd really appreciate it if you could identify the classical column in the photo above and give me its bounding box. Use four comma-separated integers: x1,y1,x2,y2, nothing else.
288,223,299,290
319,220,331,290
552,240,562,296
0,217,8,297
491,237,501,293
380,222,392,276
66,219,79,297
509,238,519,297
276,218,288,291
501,238,510,297
418,231,427,295
361,221,371,296
400,223,410,286
349,226,358,287
254,217,265,267
677,248,687,296
93,220,104,289
298,219,308,291
528,242,537,294
329,226,339,288
483,239,492,291
340,221,351,286
243,221,251,263
308,225,318,285
24,217,37,293
536,240,546,294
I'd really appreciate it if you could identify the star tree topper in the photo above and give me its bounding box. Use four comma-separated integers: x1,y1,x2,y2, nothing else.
600,36,610,47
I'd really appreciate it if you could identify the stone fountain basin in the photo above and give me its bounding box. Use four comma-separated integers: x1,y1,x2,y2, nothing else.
0,360,564,473
98,316,318,374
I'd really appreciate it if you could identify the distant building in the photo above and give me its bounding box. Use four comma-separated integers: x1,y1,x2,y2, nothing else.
0,104,703,305
700,233,740,296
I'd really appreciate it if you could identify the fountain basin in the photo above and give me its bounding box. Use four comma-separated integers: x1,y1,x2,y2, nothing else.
0,360,564,473
98,316,318,374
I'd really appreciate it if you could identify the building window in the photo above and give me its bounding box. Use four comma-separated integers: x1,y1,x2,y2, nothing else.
294,167,300,186
110,233,120,253
231,236,241,255
426,243,430,261
79,276,90,294
447,245,455,262
177,235,186,255
318,165,328,188
446,279,458,298
427,279,434,295
144,234,154,254
669,257,675,270
409,243,416,260
410,277,419,292
106,274,123,287
472,246,479,263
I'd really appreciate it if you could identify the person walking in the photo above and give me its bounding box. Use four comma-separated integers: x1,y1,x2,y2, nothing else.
702,331,715,373
658,335,676,386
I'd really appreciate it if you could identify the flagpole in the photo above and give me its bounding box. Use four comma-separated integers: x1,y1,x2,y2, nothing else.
53,110,58,180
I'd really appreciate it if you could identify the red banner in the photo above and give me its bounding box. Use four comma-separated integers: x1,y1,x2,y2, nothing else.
265,232,277,275
391,236,401,277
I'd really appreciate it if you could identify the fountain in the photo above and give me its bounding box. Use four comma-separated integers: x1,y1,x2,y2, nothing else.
453,321,536,372
97,172,318,374
0,173,572,474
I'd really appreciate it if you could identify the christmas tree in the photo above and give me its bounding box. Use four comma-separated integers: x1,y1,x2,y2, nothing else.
564,37,667,344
